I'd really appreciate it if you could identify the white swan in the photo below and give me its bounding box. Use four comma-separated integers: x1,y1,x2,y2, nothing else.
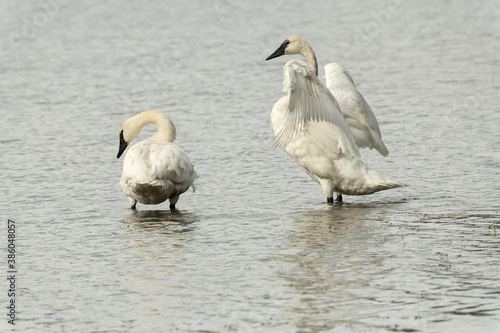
116,111,197,210
266,35,389,157
266,37,406,204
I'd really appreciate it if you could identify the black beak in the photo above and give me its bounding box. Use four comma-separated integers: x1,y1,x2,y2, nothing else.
117,130,128,159
266,42,288,61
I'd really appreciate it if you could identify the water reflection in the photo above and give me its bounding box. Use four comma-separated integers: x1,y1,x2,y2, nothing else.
284,203,389,254
276,204,394,331
121,210,200,273
123,209,199,234
118,210,201,330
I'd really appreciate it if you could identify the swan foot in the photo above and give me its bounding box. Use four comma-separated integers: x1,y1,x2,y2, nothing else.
169,204,176,210
129,197,137,210
327,197,334,205
336,194,343,202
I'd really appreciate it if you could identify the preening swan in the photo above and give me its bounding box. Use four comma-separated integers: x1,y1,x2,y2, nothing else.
266,36,405,204
116,111,197,210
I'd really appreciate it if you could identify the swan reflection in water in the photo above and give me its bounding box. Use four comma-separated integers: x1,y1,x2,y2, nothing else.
119,210,200,328
123,209,199,234
122,209,200,273
275,202,402,331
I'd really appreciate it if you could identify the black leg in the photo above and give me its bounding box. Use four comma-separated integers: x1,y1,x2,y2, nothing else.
327,197,334,205
336,194,343,202
169,204,176,210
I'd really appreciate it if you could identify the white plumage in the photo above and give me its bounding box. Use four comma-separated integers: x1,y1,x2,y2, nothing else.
325,63,389,156
116,111,197,210
266,36,406,203
274,60,360,159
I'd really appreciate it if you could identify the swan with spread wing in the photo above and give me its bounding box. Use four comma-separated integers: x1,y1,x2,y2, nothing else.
266,36,405,203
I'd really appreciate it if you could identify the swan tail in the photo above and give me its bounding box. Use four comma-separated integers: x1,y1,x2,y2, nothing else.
122,179,173,205
336,158,407,195
362,168,408,194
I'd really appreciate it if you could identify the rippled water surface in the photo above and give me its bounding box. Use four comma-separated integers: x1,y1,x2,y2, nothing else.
1,0,500,332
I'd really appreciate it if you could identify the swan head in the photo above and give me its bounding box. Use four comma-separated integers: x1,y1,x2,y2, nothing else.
117,119,140,159
117,111,176,159
116,113,148,158
266,36,318,75
116,130,127,158
266,36,309,60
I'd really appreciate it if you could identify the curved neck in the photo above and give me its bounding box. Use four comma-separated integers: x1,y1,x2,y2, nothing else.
135,111,176,142
303,49,318,76
300,41,318,76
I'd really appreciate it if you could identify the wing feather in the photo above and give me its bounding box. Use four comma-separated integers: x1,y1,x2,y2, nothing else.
325,63,389,156
275,60,360,159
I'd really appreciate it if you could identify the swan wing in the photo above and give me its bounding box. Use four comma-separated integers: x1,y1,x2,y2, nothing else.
148,142,197,189
325,63,389,156
276,59,360,159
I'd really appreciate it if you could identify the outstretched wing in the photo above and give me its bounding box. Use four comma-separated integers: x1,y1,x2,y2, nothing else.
275,59,360,159
325,63,389,156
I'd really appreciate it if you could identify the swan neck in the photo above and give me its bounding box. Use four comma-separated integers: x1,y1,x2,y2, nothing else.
151,114,176,142
302,48,318,76
135,111,176,142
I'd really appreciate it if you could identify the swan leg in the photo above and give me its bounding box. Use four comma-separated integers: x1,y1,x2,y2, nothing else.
169,195,179,210
319,179,334,205
129,197,137,210
335,194,343,202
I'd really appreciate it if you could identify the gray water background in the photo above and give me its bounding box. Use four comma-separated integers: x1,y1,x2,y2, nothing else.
1,0,500,332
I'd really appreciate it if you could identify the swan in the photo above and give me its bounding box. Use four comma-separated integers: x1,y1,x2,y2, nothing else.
266,37,406,204
116,111,197,210
266,35,389,157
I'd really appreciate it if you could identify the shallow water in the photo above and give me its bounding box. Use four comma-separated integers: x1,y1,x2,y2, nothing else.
1,0,500,332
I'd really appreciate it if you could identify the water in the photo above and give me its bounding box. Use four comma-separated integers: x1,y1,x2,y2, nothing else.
1,0,500,332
